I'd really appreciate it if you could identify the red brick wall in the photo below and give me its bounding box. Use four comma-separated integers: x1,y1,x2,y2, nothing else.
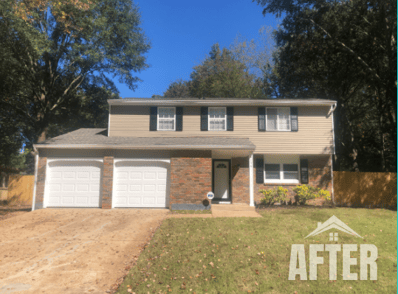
253,155,332,205
34,156,47,209
231,157,250,204
101,156,114,209
170,157,212,205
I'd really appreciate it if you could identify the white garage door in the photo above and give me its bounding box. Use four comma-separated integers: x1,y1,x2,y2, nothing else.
114,161,169,208
46,160,102,208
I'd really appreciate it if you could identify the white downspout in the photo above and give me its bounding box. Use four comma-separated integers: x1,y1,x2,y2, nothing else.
330,102,337,204
31,148,39,211
249,153,254,207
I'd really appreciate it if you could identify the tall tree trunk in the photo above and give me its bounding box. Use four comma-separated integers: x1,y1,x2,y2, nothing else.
37,127,48,143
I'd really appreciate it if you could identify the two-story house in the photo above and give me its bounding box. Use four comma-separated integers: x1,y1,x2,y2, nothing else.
32,97,337,210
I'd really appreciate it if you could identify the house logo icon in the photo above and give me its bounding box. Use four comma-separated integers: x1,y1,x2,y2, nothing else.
305,215,363,241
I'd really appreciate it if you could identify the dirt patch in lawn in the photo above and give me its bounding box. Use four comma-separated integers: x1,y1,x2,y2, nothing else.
0,208,168,294
0,204,31,221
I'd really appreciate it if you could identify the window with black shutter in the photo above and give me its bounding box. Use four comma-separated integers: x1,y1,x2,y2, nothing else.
256,158,264,183
300,159,309,184
258,107,266,131
149,107,157,131
176,107,183,131
227,107,234,131
290,107,298,132
201,107,208,131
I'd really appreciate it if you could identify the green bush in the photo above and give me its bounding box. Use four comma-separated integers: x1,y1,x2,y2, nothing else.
293,185,332,205
275,186,288,204
259,186,289,205
318,189,331,201
259,189,276,205
292,185,318,205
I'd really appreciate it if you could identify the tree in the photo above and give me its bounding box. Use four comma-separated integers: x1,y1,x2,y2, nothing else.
163,79,191,98
0,0,150,148
229,25,275,78
255,0,397,172
189,43,264,98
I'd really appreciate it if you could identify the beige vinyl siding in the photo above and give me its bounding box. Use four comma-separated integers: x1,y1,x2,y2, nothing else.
109,106,333,154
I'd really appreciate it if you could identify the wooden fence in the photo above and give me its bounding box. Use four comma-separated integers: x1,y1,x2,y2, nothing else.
7,175,34,205
334,171,397,208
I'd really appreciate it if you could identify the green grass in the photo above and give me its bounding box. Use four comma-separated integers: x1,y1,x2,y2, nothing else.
117,207,397,294
169,209,212,214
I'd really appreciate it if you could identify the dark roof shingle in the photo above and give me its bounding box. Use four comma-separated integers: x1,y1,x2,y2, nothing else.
35,128,255,150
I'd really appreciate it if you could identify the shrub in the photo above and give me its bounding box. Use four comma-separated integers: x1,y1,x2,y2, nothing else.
259,186,289,205
259,189,276,205
275,186,288,205
317,189,331,201
292,185,318,205
293,185,332,205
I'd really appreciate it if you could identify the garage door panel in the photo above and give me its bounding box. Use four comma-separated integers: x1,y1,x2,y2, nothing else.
46,161,102,208
114,161,169,208
130,172,142,180
77,171,90,179
76,184,89,192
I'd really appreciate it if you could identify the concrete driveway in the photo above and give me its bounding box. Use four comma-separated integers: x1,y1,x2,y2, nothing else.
0,209,168,294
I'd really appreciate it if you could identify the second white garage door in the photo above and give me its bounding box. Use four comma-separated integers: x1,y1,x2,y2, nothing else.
113,160,169,208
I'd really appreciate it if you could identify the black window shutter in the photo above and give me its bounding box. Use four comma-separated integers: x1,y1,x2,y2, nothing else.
176,107,183,131
291,107,298,132
201,107,208,131
256,158,264,184
227,107,234,131
150,107,157,131
258,107,266,132
300,158,309,184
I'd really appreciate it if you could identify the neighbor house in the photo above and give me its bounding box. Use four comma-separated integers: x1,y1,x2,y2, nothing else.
32,98,336,210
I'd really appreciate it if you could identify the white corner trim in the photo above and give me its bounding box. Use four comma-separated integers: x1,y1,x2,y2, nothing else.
31,153,39,211
331,154,335,204
249,154,254,207
111,158,115,209
332,103,336,154
108,105,111,137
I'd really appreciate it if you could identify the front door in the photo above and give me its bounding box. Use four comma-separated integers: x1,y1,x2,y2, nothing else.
213,160,230,200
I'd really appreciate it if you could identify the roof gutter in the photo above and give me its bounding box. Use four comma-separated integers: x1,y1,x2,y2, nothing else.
32,144,256,151
108,99,337,107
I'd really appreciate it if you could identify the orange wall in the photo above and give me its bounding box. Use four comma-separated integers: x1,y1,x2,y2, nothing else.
334,172,397,208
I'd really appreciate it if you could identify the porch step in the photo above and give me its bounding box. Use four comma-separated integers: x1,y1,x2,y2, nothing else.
211,204,256,212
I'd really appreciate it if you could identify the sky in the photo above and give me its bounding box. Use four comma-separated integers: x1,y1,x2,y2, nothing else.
115,0,280,98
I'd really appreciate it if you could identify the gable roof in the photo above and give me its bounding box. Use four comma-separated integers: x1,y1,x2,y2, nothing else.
33,128,256,151
108,98,337,107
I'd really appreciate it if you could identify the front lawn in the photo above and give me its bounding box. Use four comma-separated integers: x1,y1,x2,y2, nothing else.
117,207,397,293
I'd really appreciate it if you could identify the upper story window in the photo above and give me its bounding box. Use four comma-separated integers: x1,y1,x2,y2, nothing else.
266,107,291,131
208,107,226,131
157,107,176,131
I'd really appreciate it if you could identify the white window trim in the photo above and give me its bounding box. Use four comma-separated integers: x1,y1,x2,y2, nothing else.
266,107,291,132
208,107,226,131
263,155,300,184
157,107,176,131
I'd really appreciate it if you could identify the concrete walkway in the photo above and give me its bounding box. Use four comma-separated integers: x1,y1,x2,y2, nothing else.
168,204,262,218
